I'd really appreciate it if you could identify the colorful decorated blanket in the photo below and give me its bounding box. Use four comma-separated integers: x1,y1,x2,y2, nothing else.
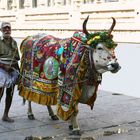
19,31,88,120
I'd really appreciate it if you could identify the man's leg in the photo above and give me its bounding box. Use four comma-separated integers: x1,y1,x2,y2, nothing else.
2,85,15,122
0,87,4,102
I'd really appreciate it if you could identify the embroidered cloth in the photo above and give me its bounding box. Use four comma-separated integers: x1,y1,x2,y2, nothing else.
19,33,71,105
19,31,92,120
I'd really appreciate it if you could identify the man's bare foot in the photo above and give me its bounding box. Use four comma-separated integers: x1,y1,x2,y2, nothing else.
2,117,14,123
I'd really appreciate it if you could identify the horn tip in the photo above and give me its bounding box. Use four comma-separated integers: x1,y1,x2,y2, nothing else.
111,17,116,21
86,15,89,20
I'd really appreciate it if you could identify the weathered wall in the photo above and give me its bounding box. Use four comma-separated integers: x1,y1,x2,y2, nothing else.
0,1,140,97
0,1,140,43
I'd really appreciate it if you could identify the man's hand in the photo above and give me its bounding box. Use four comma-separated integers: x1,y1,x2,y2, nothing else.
0,63,12,72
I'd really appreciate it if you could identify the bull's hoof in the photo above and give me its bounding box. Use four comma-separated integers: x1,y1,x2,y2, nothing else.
24,136,33,140
69,125,73,130
72,129,82,136
51,115,59,120
28,114,35,120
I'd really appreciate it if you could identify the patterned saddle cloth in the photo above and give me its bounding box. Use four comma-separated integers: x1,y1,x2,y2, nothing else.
19,31,88,120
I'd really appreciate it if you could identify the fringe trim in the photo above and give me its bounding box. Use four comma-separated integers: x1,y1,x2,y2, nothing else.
19,86,57,105
57,105,74,121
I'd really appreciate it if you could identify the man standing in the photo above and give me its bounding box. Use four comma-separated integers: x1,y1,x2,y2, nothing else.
0,22,20,122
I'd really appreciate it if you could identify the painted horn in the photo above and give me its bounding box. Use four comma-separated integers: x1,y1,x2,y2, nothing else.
83,15,90,36
108,17,116,35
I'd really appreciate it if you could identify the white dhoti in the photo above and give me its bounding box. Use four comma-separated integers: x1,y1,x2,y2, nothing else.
0,68,19,88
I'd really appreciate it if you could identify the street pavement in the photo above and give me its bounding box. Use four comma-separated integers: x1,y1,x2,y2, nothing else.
0,87,140,140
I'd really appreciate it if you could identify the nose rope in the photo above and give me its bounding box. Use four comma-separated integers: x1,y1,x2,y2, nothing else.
10,37,114,89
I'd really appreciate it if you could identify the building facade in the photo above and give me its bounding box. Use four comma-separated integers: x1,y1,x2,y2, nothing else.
0,0,140,43
1,0,121,10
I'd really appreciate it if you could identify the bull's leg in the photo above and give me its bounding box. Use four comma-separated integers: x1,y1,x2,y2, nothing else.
70,103,81,135
47,105,59,120
27,101,35,120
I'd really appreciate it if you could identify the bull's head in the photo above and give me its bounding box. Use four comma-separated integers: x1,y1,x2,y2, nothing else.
83,16,121,74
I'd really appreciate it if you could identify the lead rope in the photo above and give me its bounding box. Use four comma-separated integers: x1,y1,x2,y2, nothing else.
14,37,101,90
16,38,90,89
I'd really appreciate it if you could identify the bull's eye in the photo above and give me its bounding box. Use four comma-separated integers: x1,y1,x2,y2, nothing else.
112,55,116,59
97,47,103,50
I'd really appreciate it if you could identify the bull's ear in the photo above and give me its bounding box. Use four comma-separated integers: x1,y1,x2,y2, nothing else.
83,15,90,36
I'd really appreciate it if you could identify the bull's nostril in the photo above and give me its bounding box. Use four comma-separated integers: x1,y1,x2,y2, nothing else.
107,56,111,59
112,55,116,59
111,63,119,69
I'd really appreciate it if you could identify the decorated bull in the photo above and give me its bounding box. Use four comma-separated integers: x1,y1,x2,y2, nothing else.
19,16,121,135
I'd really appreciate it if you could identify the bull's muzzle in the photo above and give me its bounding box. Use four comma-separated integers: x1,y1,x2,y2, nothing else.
107,62,121,73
